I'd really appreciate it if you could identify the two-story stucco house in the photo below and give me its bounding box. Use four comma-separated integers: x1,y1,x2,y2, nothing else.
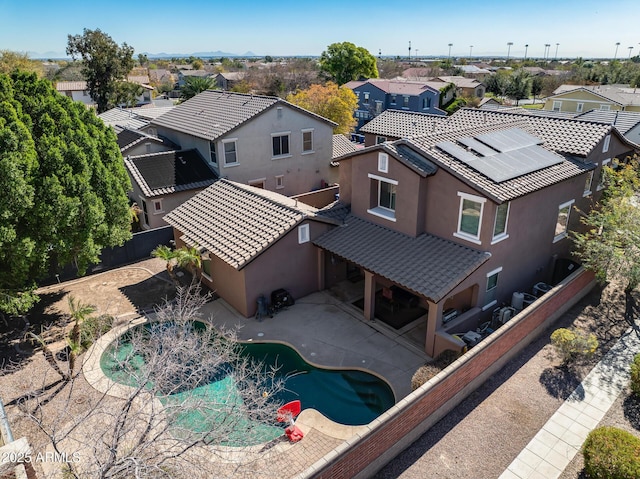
344,79,446,131
544,84,640,114
150,91,337,196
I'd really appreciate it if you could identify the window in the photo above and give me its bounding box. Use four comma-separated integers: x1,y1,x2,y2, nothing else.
140,198,149,226
363,92,370,104
272,133,290,157
222,139,238,166
602,134,611,153
554,200,575,242
367,173,398,221
302,129,314,153
275,175,284,189
576,102,584,113
492,202,510,242
145,142,151,153
552,100,562,112
583,170,594,196
378,152,388,172
422,97,431,109
390,94,397,105
600,104,610,111
376,136,387,145
153,199,163,214
455,192,486,244
485,267,502,305
249,178,266,188
375,100,383,115
298,224,310,244
597,159,611,190
403,96,410,108
209,141,217,164
201,253,212,280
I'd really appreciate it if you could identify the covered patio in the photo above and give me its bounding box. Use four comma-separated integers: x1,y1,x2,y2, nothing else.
314,215,491,356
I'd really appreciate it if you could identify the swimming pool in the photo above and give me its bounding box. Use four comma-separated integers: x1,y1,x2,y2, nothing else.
100,322,395,445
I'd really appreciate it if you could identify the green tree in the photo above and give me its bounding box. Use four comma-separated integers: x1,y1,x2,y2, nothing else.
152,245,202,286
319,42,379,85
67,296,96,375
485,70,511,97
180,76,216,101
66,28,135,113
531,76,544,103
137,53,148,67
506,69,532,106
573,159,640,293
286,82,357,134
0,71,132,317
111,81,143,107
0,50,43,76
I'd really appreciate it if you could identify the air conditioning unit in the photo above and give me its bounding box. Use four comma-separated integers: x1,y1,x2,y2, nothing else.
498,306,516,324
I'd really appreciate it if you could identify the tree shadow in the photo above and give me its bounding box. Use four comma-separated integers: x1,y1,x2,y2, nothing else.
539,365,584,400
623,394,640,431
118,271,177,315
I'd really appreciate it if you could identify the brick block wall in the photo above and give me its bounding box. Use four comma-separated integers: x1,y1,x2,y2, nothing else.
301,267,596,479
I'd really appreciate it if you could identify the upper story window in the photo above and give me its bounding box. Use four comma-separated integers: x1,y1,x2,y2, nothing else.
576,102,584,113
552,100,562,112
492,202,510,243
422,97,431,109
272,132,291,158
153,199,164,214
375,100,383,115
275,175,284,189
302,129,314,153
600,104,611,111
454,192,486,245
376,136,387,145
390,94,397,105
378,152,388,172
363,92,370,104
367,173,397,222
554,200,575,242
602,134,611,153
222,139,238,166
597,159,611,190
298,224,310,244
584,170,594,196
209,141,217,164
403,96,410,108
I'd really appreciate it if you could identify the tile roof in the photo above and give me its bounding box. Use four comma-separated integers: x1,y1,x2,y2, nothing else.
55,81,87,91
99,108,149,130
151,90,334,141
125,149,217,198
125,106,175,120
346,79,438,96
332,134,360,159
405,121,595,202
551,84,640,107
163,179,334,270
436,76,484,89
360,110,448,138
575,110,640,135
313,215,490,302
447,108,613,157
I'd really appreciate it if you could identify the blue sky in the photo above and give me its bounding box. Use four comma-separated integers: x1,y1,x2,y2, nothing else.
1,0,639,59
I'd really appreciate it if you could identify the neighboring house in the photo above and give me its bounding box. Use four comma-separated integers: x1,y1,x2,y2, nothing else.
543,84,640,113
98,105,176,132
163,179,342,317
454,65,492,78
150,90,337,195
176,69,215,87
55,81,94,106
330,133,361,182
314,120,603,357
575,110,640,145
148,68,175,86
359,110,448,146
125,149,218,230
215,72,245,90
431,76,486,99
344,79,446,131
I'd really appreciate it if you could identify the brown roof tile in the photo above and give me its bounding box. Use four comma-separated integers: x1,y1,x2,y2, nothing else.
360,110,448,138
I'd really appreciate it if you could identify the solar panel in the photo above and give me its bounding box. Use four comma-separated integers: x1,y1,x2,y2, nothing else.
458,137,498,157
436,141,481,165
475,128,542,152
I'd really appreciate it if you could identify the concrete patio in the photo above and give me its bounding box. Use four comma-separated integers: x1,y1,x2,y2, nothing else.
200,289,428,400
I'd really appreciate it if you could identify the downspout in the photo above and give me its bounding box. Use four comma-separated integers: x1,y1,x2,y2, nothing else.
0,396,14,444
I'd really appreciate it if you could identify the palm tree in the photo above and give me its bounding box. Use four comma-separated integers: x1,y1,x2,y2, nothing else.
27,331,70,381
152,244,179,285
67,296,96,375
180,76,216,101
152,245,202,286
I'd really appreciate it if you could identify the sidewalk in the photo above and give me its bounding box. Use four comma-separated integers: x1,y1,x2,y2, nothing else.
500,328,640,479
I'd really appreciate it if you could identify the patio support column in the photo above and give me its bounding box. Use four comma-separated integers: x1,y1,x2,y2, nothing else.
363,270,376,321
316,249,325,291
425,300,442,357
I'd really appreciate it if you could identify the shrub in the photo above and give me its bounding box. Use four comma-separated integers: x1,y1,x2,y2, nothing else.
583,427,640,479
631,353,640,397
550,327,598,362
411,350,460,390
72,314,115,350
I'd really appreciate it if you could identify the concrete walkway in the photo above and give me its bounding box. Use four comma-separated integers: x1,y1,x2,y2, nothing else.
500,328,640,479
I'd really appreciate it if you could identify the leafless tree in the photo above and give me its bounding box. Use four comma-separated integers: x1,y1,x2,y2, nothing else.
17,285,286,478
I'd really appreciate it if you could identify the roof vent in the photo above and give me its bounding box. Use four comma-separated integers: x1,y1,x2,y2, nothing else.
178,156,186,165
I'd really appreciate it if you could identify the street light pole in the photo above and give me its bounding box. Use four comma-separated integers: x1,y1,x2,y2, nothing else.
555,43,559,61
408,40,411,60
469,45,473,58
524,44,529,60
448,43,453,59
507,42,513,61
544,44,551,61
628,46,634,60
614,42,620,60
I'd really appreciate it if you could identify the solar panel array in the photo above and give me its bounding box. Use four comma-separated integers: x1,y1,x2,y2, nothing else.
436,128,562,183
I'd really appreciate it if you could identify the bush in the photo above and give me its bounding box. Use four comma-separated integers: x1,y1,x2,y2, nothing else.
72,314,115,350
550,327,598,362
411,350,460,390
631,353,640,397
583,427,640,479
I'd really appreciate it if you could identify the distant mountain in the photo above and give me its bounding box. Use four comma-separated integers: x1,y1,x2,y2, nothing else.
27,50,260,60
28,51,69,59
